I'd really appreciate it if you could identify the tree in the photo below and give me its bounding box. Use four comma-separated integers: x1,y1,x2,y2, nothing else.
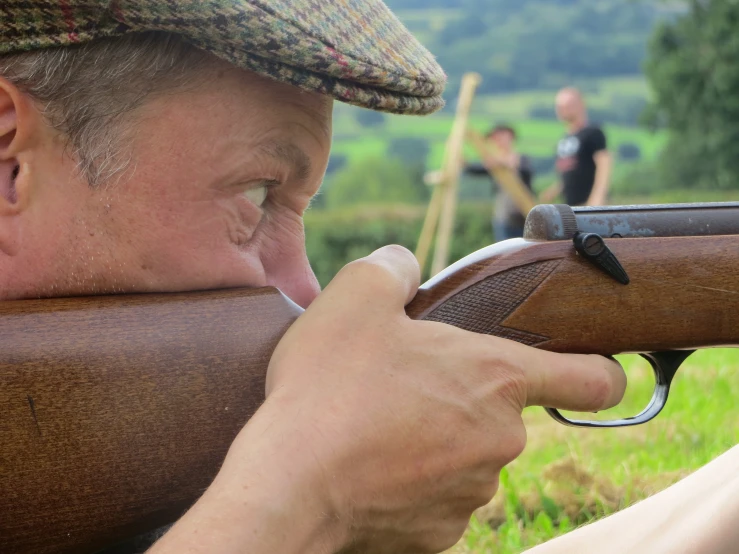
355,109,386,128
386,137,430,166
409,0,659,95
325,153,348,175
324,157,430,208
618,143,642,161
644,0,739,190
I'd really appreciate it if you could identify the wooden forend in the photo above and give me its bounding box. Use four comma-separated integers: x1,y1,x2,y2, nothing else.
408,235,739,353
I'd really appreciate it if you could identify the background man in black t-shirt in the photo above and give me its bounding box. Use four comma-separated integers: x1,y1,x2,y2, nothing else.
464,124,535,241
541,87,613,206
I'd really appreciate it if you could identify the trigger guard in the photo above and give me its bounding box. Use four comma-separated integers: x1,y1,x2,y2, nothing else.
545,350,695,428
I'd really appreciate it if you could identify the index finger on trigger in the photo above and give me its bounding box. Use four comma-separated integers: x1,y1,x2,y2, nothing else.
518,346,627,411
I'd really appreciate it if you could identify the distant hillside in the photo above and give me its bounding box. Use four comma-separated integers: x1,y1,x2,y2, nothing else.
384,0,662,95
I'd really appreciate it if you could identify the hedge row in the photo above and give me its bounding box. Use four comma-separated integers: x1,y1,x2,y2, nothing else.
304,203,495,287
303,188,732,287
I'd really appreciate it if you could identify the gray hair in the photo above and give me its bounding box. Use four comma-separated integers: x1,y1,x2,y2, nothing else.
0,32,212,186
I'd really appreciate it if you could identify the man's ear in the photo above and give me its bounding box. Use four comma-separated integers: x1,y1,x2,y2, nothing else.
0,77,36,255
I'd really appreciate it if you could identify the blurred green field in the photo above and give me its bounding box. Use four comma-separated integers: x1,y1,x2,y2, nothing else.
472,76,652,120
332,117,663,189
331,76,664,191
444,348,739,553
333,116,664,160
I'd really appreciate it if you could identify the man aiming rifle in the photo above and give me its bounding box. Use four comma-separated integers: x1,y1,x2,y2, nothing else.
1,2,738,554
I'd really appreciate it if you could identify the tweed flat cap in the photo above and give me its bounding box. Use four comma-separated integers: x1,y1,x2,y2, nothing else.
0,0,446,114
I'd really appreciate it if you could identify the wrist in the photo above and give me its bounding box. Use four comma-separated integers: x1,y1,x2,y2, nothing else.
152,394,349,554
217,393,349,553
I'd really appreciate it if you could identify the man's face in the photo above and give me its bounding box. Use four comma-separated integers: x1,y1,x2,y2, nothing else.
555,90,581,124
488,130,514,151
2,63,332,307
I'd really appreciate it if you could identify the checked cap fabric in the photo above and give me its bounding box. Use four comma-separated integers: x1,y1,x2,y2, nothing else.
0,1,447,114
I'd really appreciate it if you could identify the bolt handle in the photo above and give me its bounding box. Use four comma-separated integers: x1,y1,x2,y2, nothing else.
573,232,630,285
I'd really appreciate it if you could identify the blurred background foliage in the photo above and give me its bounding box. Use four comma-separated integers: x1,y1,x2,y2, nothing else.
305,0,739,287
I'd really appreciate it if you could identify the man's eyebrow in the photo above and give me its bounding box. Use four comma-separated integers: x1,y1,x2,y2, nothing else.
260,141,312,181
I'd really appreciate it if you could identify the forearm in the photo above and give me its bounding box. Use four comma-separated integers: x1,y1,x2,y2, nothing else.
464,162,489,176
527,445,739,554
540,181,562,203
587,155,612,206
148,397,344,554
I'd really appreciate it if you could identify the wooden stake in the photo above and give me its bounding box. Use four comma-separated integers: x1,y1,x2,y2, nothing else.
430,72,482,276
466,129,538,217
415,178,444,273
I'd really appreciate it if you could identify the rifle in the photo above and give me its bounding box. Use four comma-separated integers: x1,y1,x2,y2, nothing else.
2,202,739,554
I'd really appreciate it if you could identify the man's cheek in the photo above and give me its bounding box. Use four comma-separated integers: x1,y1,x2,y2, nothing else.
207,197,262,248
161,197,257,251
259,209,307,261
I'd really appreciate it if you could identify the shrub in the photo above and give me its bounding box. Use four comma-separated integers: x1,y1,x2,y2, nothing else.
618,142,642,161
529,105,558,121
325,153,348,175
355,109,386,128
387,137,431,166
530,156,557,175
324,157,430,209
305,203,495,286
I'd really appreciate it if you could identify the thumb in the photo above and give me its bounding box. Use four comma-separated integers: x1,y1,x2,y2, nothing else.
318,245,422,311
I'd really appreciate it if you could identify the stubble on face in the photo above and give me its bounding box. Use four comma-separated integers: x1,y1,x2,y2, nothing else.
12,62,333,301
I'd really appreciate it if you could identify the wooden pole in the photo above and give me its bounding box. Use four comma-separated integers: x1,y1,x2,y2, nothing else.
466,129,538,217
429,72,482,276
415,121,460,273
414,178,444,273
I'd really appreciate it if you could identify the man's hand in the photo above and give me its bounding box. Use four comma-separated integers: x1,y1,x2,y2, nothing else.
265,245,624,553
540,181,562,203
150,246,625,554
586,150,613,206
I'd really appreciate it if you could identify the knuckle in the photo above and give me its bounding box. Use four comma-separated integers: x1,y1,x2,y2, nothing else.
479,474,502,505
381,243,415,260
416,519,470,553
491,363,528,408
478,418,526,466
582,357,614,409
469,419,526,469
500,423,528,462
339,257,397,293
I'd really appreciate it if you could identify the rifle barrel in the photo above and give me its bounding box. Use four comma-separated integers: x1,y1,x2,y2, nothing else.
525,202,739,240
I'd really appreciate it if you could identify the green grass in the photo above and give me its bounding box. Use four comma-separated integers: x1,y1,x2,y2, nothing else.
474,76,651,120
331,114,665,168
444,348,739,553
331,76,664,174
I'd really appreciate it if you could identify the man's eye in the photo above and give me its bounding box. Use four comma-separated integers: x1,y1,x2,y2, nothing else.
243,184,269,207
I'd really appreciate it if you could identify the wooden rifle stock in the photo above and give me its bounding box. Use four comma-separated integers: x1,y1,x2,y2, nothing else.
3,205,739,553
1,288,302,554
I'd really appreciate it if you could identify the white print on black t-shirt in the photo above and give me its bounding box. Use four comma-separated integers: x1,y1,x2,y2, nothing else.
557,136,580,173
557,136,581,158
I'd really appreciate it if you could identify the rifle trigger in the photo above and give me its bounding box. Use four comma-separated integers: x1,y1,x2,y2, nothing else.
544,350,694,428
572,232,630,285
